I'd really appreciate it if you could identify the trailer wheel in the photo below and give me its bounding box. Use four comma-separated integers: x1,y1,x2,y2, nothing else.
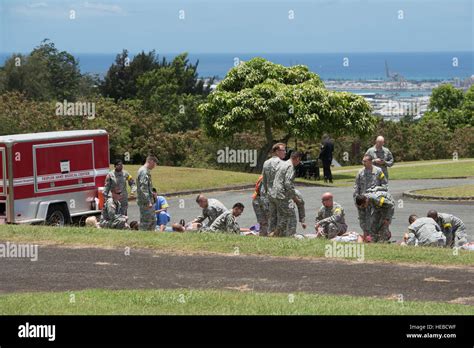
46,205,68,227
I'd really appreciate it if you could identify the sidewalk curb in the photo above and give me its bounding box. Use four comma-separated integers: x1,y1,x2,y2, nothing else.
403,190,474,201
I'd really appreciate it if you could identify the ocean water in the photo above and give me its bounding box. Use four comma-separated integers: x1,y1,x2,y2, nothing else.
1,51,473,81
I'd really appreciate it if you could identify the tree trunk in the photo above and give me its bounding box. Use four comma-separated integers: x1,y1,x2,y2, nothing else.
254,119,275,172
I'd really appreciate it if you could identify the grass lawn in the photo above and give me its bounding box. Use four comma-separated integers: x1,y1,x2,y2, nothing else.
298,159,474,187
1,225,473,266
0,288,471,315
117,165,259,194
412,184,474,198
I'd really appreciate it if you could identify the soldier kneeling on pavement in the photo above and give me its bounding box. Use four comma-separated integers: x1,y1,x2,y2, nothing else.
355,191,395,243
402,215,446,247
315,192,348,239
99,187,130,229
427,210,468,248
208,203,245,234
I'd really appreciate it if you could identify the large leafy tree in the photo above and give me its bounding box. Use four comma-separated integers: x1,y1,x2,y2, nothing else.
198,57,375,170
0,40,82,101
137,53,213,132
428,83,464,112
100,49,163,100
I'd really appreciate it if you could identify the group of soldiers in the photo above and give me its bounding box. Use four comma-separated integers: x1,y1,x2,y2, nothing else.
96,137,469,248
99,156,158,230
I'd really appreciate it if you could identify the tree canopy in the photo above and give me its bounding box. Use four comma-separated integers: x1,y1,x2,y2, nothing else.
199,57,375,169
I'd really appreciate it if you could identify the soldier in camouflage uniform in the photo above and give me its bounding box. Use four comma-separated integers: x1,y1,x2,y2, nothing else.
427,210,468,248
404,215,446,247
208,203,244,234
269,151,302,237
99,187,129,229
137,155,158,231
355,191,395,242
252,176,270,236
315,192,348,239
192,195,228,228
365,136,394,180
353,154,388,238
261,143,286,234
286,189,306,236
103,160,137,215
353,154,388,199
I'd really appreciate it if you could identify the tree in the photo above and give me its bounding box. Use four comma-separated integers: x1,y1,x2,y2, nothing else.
0,40,84,101
100,50,163,100
198,57,376,170
136,53,212,132
429,84,464,112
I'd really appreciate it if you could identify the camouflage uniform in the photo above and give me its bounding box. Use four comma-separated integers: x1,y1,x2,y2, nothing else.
261,156,282,233
354,166,388,236
362,191,395,242
208,211,240,234
137,165,156,231
433,213,468,248
99,197,128,229
252,176,270,236
287,189,305,236
195,198,228,228
365,146,394,180
315,202,347,239
269,159,296,237
103,169,137,215
407,217,446,247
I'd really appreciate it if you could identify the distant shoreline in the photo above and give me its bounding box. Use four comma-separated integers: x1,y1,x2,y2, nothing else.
1,51,473,81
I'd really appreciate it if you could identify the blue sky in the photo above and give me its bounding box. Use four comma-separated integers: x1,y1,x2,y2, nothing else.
0,0,472,54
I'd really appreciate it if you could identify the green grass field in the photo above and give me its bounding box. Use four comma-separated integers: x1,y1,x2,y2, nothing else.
118,159,474,193
412,184,474,198
0,288,471,315
1,225,473,266
119,165,259,193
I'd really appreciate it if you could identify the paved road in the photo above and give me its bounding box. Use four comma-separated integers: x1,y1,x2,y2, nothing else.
1,245,473,304
128,178,474,240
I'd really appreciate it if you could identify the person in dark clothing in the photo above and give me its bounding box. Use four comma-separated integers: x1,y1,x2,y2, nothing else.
318,134,334,183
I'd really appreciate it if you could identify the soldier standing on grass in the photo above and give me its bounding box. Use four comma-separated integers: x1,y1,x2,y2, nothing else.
252,176,270,236
261,143,287,235
269,151,302,237
365,136,394,181
137,155,158,231
354,154,388,239
103,159,137,215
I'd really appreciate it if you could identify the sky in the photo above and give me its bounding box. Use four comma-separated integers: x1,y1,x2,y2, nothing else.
0,0,472,54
